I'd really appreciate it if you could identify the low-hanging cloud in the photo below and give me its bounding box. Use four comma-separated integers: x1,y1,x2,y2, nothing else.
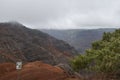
0,0,120,29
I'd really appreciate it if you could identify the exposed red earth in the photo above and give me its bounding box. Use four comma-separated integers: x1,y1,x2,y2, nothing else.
0,22,79,80
0,61,70,80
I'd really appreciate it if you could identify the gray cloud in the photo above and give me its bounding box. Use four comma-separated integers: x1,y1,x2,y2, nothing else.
0,0,120,29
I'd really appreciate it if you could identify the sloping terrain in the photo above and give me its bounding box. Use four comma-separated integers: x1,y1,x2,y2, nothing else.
0,22,78,64
41,29,115,53
0,61,80,80
0,61,68,80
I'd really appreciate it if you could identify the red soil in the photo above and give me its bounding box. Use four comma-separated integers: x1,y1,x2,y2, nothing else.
0,61,68,80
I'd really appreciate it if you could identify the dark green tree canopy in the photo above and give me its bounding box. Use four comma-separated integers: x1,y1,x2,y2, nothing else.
71,29,120,75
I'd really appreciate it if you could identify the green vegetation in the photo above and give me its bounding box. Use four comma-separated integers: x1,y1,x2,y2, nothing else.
71,29,120,79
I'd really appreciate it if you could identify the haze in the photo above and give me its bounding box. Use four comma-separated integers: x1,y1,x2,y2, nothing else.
0,0,120,29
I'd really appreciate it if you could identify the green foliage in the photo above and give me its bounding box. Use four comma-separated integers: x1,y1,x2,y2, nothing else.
71,55,90,71
71,29,120,77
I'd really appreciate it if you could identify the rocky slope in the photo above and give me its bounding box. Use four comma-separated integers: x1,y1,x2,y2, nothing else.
41,29,115,53
0,22,78,64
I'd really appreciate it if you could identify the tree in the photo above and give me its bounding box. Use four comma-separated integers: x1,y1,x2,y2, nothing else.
71,29,120,79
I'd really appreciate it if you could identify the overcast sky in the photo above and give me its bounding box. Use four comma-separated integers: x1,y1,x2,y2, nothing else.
0,0,120,29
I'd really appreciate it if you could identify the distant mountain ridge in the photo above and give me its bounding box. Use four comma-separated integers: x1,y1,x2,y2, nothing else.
41,28,116,53
0,22,78,65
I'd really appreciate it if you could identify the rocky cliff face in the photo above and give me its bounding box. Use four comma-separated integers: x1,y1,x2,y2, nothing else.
0,22,78,65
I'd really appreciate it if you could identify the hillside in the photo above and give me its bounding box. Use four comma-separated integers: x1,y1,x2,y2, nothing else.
0,61,69,80
0,22,78,65
41,29,115,53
